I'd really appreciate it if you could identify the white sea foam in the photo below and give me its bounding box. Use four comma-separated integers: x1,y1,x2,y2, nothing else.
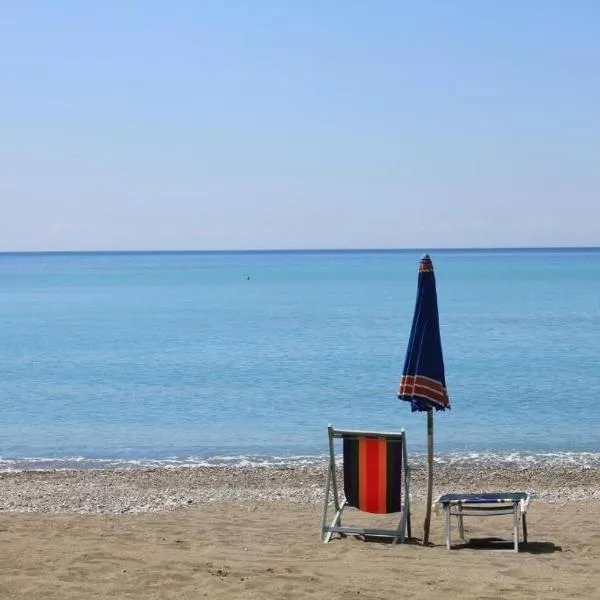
431,451,600,469
1,450,600,473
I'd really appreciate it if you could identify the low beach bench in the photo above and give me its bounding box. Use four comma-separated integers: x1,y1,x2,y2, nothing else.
436,492,532,553
321,426,411,544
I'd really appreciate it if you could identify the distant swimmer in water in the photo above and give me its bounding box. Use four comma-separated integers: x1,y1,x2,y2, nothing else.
245,275,251,281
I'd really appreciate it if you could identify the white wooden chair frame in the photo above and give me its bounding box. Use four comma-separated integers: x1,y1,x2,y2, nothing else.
321,426,411,544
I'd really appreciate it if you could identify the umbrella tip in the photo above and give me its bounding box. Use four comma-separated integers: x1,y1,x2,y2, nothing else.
419,254,434,272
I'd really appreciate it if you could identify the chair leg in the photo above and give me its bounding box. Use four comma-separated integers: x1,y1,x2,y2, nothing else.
513,503,520,553
392,520,402,545
321,465,333,541
324,501,346,543
392,506,409,545
522,513,528,544
405,475,412,540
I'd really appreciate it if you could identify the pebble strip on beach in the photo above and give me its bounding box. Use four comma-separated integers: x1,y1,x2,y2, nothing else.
1,465,600,514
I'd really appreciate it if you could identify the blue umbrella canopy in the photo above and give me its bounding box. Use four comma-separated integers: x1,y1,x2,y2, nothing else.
398,254,450,412
397,254,450,544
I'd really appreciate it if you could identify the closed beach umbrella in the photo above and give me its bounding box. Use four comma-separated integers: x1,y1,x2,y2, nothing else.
398,254,450,544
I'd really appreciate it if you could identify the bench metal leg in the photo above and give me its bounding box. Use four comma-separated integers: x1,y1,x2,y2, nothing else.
457,503,465,540
445,505,452,550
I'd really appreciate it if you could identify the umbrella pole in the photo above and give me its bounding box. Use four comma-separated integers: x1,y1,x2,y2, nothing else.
423,409,434,544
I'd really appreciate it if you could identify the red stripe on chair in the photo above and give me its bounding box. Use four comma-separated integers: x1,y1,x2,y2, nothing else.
356,438,389,514
364,438,380,513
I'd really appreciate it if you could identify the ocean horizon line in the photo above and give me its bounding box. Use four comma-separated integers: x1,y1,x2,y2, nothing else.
1,245,600,257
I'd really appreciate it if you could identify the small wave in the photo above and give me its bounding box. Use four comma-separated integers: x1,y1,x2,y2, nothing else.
430,451,600,469
0,454,331,472
1,450,600,472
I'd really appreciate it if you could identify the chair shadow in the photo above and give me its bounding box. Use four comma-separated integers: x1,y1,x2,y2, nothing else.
452,537,562,554
338,533,421,546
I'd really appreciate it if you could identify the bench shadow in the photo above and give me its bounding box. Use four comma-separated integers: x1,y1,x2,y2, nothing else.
333,535,561,554
452,537,562,554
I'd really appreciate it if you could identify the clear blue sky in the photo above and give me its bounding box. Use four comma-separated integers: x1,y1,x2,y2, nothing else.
1,1,598,251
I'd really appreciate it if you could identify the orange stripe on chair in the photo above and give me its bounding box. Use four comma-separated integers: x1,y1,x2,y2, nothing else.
355,437,389,514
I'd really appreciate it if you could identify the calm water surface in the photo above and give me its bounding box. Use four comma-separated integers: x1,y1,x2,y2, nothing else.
1,249,599,470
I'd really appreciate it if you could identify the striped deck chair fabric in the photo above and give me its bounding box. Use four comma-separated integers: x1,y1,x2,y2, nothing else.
343,435,404,514
321,426,411,544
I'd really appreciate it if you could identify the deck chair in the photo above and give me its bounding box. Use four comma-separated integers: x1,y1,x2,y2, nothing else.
321,426,411,544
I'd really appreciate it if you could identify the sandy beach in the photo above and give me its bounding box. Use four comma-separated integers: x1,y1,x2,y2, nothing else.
0,466,599,599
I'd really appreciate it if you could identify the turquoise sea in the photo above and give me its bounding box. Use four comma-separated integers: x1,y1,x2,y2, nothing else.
1,249,600,471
